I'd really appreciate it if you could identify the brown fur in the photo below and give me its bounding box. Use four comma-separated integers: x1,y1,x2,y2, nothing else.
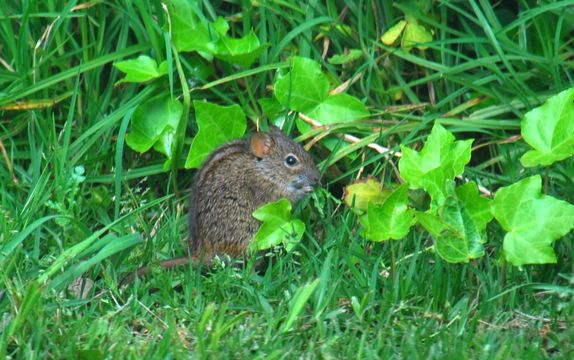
121,126,320,285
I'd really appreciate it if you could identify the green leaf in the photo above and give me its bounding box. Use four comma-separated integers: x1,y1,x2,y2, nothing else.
281,278,320,333
399,122,473,207
401,20,433,51
213,31,265,67
306,93,369,124
169,0,216,54
153,128,176,158
344,177,390,213
455,182,493,230
258,97,284,121
415,211,443,239
417,181,491,263
381,20,407,45
363,184,415,241
274,56,329,112
275,56,369,136
492,175,574,266
168,0,263,67
185,101,247,168
125,95,182,155
253,199,291,226
520,87,574,167
187,55,215,81
328,49,363,65
212,16,229,36
249,199,305,252
113,55,168,84
319,24,354,38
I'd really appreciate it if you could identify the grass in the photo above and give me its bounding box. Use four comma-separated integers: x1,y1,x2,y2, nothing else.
1,0,573,358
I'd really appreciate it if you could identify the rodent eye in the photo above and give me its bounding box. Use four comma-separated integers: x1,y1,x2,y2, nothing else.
284,154,299,167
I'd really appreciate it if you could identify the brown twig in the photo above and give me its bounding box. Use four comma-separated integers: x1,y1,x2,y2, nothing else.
330,72,362,95
471,135,522,152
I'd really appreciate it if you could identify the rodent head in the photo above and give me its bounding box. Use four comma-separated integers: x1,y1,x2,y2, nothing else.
250,125,320,203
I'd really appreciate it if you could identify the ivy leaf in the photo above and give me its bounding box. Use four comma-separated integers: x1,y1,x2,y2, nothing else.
455,182,493,229
114,55,168,84
274,57,368,120
401,18,433,51
492,175,574,266
417,181,491,263
274,56,329,112
274,56,368,140
168,0,263,67
363,184,415,241
258,97,283,121
296,93,369,137
213,31,265,67
306,93,369,124
399,122,473,208
212,17,230,36
381,20,407,45
169,0,216,54
328,49,363,65
520,87,574,167
125,95,182,156
249,199,305,252
344,177,391,214
153,128,176,158
185,101,246,169
187,55,215,81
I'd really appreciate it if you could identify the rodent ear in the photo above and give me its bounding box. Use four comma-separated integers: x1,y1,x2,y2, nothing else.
250,132,273,158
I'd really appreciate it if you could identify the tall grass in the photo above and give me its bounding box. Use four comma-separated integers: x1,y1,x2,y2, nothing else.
1,1,573,358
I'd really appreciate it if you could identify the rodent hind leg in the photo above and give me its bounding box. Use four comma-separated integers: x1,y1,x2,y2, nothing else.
119,256,191,286
120,251,213,286
191,248,215,267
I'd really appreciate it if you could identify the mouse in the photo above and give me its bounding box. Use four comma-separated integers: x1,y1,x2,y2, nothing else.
122,125,320,284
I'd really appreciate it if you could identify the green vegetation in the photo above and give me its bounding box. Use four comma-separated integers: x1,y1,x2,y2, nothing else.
1,0,573,358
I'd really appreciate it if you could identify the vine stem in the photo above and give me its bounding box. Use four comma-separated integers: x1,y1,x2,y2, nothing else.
163,3,191,196
389,241,396,282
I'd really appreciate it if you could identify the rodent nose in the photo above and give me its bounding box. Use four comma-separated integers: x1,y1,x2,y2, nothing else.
309,169,321,186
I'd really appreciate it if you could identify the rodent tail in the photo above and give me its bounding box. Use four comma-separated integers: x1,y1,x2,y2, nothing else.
120,256,191,286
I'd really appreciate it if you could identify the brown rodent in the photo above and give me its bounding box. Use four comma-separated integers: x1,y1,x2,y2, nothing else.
122,125,320,284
